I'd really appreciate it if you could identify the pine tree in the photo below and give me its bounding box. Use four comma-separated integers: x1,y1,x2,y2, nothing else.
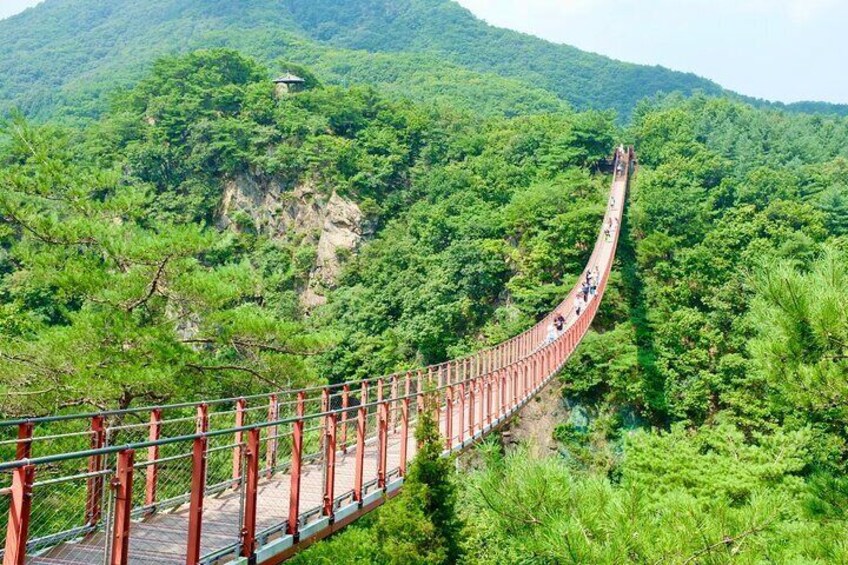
376,398,462,564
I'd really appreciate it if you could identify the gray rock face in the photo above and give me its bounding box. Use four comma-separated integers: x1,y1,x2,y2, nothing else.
218,174,368,309
315,192,363,282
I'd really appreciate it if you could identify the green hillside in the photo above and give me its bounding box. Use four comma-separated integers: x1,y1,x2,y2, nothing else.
0,1,847,561
0,26,847,564
3,0,843,123
286,0,725,113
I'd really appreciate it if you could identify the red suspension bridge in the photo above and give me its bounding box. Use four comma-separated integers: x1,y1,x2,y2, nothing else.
0,149,633,565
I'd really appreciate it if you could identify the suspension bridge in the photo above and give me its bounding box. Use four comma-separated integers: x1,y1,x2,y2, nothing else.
0,149,633,565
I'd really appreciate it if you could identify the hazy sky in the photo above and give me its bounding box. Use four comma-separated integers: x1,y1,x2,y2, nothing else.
2,0,844,104
0,0,43,20
455,0,846,104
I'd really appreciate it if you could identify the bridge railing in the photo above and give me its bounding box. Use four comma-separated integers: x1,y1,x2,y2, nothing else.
0,311,570,459
0,149,631,565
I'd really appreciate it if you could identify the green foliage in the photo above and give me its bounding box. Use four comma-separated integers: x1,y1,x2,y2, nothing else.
0,115,324,415
291,404,462,565
749,248,848,470
458,430,847,564
6,0,844,126
0,48,621,420
0,11,846,556
598,94,848,431
316,112,615,381
560,324,642,407
287,520,379,564
375,406,462,564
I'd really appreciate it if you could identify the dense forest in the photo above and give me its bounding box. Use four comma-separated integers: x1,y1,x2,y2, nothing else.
2,0,847,123
1,2,848,562
0,48,614,418
1,47,846,562
291,95,848,564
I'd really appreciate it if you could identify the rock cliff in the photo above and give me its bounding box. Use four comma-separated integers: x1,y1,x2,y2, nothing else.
218,174,369,309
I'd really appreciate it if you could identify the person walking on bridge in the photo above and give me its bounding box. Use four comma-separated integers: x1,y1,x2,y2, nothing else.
545,321,557,344
554,312,565,334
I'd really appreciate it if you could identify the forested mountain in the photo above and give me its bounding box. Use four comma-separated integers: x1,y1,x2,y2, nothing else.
1,1,847,561
2,0,845,123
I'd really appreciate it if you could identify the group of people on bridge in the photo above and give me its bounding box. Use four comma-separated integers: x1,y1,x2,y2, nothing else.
604,216,618,242
545,266,601,345
616,144,628,177
542,148,627,348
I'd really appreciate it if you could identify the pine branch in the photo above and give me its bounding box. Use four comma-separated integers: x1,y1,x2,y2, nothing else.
3,388,56,397
679,519,775,565
181,337,323,356
0,351,74,376
125,254,171,312
472,483,543,527
185,363,283,388
1,206,98,247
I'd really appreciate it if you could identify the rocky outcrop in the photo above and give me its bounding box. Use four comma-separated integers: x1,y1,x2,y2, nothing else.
502,378,568,456
218,174,369,309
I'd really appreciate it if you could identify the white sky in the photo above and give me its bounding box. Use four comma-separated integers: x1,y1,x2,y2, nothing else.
2,0,844,104
0,0,43,20
456,0,847,104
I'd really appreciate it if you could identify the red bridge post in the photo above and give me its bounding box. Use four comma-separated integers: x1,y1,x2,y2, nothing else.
377,380,388,489
86,415,106,527
556,336,562,368
288,392,305,537
232,398,246,488
468,377,476,437
15,422,32,460
433,366,441,429
501,369,508,418
145,409,161,508
511,368,517,407
266,395,278,478
341,384,350,452
111,449,135,565
497,370,504,418
354,382,367,501
445,385,453,450
2,464,34,565
400,374,410,475
486,374,493,427
186,435,208,565
538,354,544,387
240,428,260,559
322,387,337,518
391,375,399,433
416,369,424,415
458,381,466,444
196,403,209,433
480,374,486,426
